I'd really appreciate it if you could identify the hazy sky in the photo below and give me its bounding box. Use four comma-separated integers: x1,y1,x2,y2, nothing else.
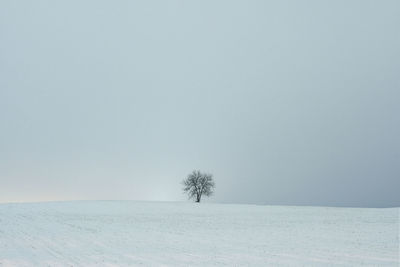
1,0,399,207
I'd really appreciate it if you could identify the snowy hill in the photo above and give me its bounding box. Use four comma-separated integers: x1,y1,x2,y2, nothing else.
0,201,398,266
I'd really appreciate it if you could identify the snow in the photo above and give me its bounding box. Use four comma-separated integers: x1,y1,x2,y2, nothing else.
0,201,398,266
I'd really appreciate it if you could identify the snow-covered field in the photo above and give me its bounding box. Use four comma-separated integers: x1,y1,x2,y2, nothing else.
0,201,398,266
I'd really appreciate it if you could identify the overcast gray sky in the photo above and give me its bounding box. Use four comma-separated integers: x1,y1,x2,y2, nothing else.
1,0,399,207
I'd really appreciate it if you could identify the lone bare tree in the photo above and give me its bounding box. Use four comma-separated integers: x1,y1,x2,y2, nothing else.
182,170,215,202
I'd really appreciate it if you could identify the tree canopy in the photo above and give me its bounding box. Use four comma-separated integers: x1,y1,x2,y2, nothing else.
182,170,215,202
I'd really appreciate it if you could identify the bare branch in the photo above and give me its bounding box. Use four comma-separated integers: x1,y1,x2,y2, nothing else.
182,170,215,202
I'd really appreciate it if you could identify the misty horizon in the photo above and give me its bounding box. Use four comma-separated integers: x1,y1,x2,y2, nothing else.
1,0,399,208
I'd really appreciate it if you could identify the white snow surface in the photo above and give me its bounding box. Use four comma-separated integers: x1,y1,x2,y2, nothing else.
0,201,398,266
